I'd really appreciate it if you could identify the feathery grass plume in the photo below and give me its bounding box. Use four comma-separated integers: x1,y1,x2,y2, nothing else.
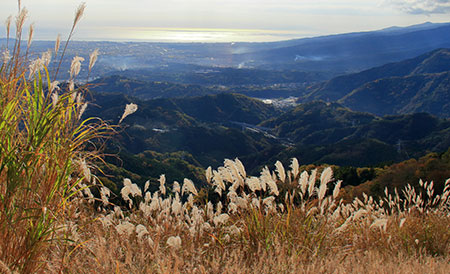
78,102,88,119
115,221,135,236
235,158,246,178
87,48,99,80
70,56,84,79
79,158,91,182
299,171,309,195
121,178,142,208
213,170,225,191
5,16,12,43
213,213,230,226
1,49,11,65
275,160,286,182
290,158,299,179
28,57,44,79
73,2,86,27
307,169,317,197
50,80,60,93
144,180,150,192
42,50,52,67
171,193,183,215
318,167,332,202
166,235,182,249
135,224,149,240
54,34,61,56
119,103,138,123
172,181,181,193
333,180,342,199
159,174,166,195
225,159,244,188
262,166,279,196
53,2,86,79
182,178,198,196
88,48,99,72
206,166,213,184
26,23,34,50
246,177,261,193
15,8,27,37
320,167,333,186
100,187,111,206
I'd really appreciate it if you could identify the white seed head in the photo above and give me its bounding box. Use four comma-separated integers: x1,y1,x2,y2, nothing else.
115,221,135,236
213,213,230,226
159,174,166,195
89,48,99,71
172,181,181,193
73,2,86,27
1,49,11,64
55,34,61,55
119,103,138,123
70,56,84,78
275,161,286,182
136,224,148,240
182,178,198,196
290,158,299,178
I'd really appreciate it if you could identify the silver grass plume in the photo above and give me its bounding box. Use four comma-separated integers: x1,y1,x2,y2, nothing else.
333,180,342,199
27,23,34,49
275,161,286,182
144,180,150,192
15,8,28,35
73,2,86,28
89,48,99,72
159,174,166,195
299,171,309,195
182,178,198,196
5,16,12,41
70,56,84,78
55,34,61,56
2,49,11,65
290,158,299,179
205,166,213,184
173,181,181,193
119,103,138,123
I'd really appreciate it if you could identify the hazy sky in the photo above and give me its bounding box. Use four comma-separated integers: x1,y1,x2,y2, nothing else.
1,0,450,42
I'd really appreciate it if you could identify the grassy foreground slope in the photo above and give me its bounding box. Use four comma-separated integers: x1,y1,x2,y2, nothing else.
1,3,449,273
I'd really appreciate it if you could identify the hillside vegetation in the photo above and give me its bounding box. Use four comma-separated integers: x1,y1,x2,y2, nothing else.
305,48,450,118
1,3,450,273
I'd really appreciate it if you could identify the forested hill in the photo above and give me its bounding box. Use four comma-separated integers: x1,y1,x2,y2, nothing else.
303,48,450,118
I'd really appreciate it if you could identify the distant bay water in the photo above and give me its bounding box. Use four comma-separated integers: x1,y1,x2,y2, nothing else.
121,28,307,42
34,27,312,43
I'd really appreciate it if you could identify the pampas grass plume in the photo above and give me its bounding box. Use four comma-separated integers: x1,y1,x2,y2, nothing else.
167,236,182,249
119,103,138,123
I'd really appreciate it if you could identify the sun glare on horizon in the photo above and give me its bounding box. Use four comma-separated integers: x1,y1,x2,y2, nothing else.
108,27,305,43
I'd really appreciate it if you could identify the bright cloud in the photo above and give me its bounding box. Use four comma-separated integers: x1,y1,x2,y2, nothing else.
388,0,450,14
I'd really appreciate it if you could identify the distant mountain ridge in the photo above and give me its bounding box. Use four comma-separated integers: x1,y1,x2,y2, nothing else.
303,48,450,118
236,23,450,72
85,93,450,173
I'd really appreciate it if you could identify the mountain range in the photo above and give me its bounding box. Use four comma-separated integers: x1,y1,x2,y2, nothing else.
235,23,450,73
304,48,450,117
85,92,450,181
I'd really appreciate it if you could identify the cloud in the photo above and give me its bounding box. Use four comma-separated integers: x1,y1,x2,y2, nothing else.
388,0,450,14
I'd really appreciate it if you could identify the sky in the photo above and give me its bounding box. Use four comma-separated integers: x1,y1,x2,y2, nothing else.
1,0,450,42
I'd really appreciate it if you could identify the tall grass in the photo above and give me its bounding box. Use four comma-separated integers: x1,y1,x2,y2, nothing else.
57,158,450,273
1,2,449,273
0,2,110,272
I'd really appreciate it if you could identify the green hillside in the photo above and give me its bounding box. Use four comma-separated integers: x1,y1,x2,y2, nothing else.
304,48,450,118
